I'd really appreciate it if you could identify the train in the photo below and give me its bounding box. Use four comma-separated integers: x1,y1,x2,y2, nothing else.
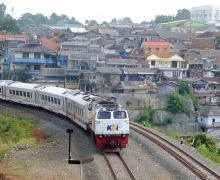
0,80,129,151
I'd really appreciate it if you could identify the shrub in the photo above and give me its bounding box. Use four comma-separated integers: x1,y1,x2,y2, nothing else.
167,93,188,113
179,81,190,95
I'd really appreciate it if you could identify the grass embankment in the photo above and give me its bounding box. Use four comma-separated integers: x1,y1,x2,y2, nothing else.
138,118,220,166
161,20,209,28
187,133,220,166
0,113,47,159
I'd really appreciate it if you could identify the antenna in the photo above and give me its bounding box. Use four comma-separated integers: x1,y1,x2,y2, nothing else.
11,7,14,18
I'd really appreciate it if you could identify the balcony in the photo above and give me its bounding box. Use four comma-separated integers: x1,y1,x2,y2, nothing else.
40,67,64,76
10,58,54,65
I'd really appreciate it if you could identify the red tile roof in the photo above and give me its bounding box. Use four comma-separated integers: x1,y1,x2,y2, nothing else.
40,36,60,53
144,41,170,46
0,34,29,42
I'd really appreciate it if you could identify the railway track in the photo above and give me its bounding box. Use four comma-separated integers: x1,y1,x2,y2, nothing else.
102,151,136,180
130,122,220,180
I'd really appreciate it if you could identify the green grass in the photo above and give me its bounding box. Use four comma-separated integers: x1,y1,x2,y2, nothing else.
190,21,208,28
0,113,41,159
186,133,220,166
197,145,220,166
163,21,181,28
161,20,209,28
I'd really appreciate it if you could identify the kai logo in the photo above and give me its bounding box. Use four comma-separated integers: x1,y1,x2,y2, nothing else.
107,124,119,131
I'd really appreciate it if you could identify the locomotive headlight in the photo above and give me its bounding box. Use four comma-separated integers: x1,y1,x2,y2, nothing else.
122,134,126,138
99,135,103,138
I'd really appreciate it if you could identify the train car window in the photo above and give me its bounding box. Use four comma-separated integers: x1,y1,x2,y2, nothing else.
9,89,12,94
48,96,51,102
27,92,30,98
76,106,78,114
51,97,54,103
23,91,26,97
13,90,15,95
42,95,44,100
45,96,47,101
0,88,1,93
58,99,60,105
113,111,127,119
16,90,19,96
54,98,57,104
97,112,111,119
19,91,22,96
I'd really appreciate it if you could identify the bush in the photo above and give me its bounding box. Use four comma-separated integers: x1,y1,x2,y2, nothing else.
167,93,188,113
189,133,217,152
189,93,200,110
179,81,190,95
140,106,156,123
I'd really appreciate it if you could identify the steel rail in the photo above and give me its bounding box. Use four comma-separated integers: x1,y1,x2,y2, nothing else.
130,124,208,180
130,122,220,179
116,152,137,180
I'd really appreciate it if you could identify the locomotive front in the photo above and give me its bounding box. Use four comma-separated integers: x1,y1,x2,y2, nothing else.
94,104,129,151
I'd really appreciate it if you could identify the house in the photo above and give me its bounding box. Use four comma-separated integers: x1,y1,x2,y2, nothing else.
0,58,10,80
0,34,29,57
122,67,155,81
147,54,188,79
112,80,157,94
141,41,171,57
157,82,179,95
10,37,57,80
106,58,143,68
98,28,119,37
198,106,220,129
61,37,90,52
156,28,190,44
95,66,122,93
113,81,157,94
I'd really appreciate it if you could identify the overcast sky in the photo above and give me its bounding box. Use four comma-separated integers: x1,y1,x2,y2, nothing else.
1,0,220,23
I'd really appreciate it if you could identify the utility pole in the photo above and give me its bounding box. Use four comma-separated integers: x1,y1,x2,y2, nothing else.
66,129,94,180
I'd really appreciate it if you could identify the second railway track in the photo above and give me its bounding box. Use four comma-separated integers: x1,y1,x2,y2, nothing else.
130,122,220,180
102,151,136,180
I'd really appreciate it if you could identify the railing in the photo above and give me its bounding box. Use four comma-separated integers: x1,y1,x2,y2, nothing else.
10,58,54,64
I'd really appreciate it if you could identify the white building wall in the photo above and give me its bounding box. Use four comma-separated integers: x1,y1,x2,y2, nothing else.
191,6,220,24
198,115,220,128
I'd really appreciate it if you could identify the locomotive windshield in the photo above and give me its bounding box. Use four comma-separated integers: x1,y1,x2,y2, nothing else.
97,111,111,119
113,111,127,119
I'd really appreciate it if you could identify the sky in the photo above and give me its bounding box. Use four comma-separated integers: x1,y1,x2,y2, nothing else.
1,0,220,23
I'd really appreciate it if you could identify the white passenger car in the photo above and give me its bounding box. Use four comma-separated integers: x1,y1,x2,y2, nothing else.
36,85,67,116
6,82,39,106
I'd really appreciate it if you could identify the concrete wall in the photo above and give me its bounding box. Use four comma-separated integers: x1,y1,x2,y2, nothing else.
102,93,169,110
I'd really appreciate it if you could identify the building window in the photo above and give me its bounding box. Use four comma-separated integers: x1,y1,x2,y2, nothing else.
34,65,40,70
172,61,177,68
151,60,155,66
34,53,41,59
23,52,29,58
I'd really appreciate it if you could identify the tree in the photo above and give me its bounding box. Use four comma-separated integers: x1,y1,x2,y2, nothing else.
88,20,97,26
215,36,220,49
110,18,117,23
0,3,6,20
167,93,188,113
154,15,175,23
179,81,190,95
175,9,191,20
0,15,20,33
122,17,133,23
